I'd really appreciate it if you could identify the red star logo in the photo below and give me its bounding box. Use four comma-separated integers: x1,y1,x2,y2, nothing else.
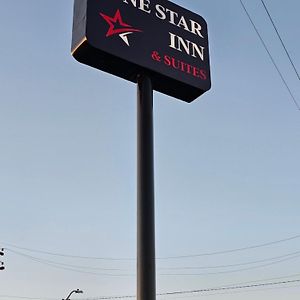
100,9,142,46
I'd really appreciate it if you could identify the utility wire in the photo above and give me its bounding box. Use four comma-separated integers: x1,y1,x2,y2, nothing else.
239,0,300,110
3,233,300,260
157,279,300,297
157,233,300,259
75,279,300,299
6,247,300,271
6,249,134,277
5,248,127,271
165,283,300,299
1,242,134,261
159,253,300,276
7,248,300,277
198,283,300,298
159,249,300,270
260,0,300,80
190,271,300,292
2,276,300,300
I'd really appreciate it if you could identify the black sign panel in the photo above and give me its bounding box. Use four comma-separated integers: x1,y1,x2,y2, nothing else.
72,0,211,102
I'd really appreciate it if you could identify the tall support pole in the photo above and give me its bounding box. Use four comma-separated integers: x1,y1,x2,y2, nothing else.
137,74,156,300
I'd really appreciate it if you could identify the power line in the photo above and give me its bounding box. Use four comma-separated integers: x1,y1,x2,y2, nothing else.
158,279,300,297
1,277,300,300
5,248,127,272
7,248,300,277
159,253,300,276
239,0,300,110
161,283,300,299
160,249,300,270
1,242,134,261
7,247,300,272
2,276,300,300
3,234,300,261
195,271,300,291
76,279,300,299
158,234,300,259
260,0,300,80
6,249,135,277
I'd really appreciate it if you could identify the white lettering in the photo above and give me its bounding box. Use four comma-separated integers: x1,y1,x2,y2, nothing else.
191,43,204,60
166,8,178,25
190,20,204,38
124,1,206,39
140,0,151,13
123,0,151,13
169,32,205,60
123,0,137,7
155,4,166,20
169,32,177,50
177,16,189,31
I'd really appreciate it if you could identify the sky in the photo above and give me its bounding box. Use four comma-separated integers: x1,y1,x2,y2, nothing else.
0,0,300,299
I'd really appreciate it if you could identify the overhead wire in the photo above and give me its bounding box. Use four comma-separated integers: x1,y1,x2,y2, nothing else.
2,275,300,300
157,233,300,259
183,271,300,292
6,247,300,277
159,249,300,270
5,249,135,277
1,242,134,261
74,279,300,299
164,283,300,299
260,0,300,80
157,279,300,297
5,248,126,272
158,253,300,276
2,233,300,261
239,0,300,110
6,247,300,271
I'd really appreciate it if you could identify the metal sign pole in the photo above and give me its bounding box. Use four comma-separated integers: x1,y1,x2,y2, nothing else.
137,74,156,300
72,3,210,299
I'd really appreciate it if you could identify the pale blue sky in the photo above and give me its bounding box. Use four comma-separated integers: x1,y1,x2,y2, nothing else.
0,0,300,299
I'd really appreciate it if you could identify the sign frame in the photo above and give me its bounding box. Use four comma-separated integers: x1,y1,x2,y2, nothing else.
72,0,211,102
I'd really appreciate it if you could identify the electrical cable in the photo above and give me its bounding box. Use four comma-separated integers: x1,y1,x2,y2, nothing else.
260,0,300,80
159,249,300,270
159,253,300,276
6,248,300,277
1,277,300,300
74,279,300,299
157,233,300,259
6,247,300,272
1,242,134,261
3,233,300,260
185,271,300,292
6,249,135,277
157,279,300,297
5,248,127,271
164,283,300,299
239,0,300,110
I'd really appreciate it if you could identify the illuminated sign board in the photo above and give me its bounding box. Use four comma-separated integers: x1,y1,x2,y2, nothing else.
72,0,211,102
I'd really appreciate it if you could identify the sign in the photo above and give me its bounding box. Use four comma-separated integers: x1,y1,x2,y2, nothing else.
72,0,211,102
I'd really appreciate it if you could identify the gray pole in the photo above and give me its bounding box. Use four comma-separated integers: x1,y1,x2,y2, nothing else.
137,74,156,300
